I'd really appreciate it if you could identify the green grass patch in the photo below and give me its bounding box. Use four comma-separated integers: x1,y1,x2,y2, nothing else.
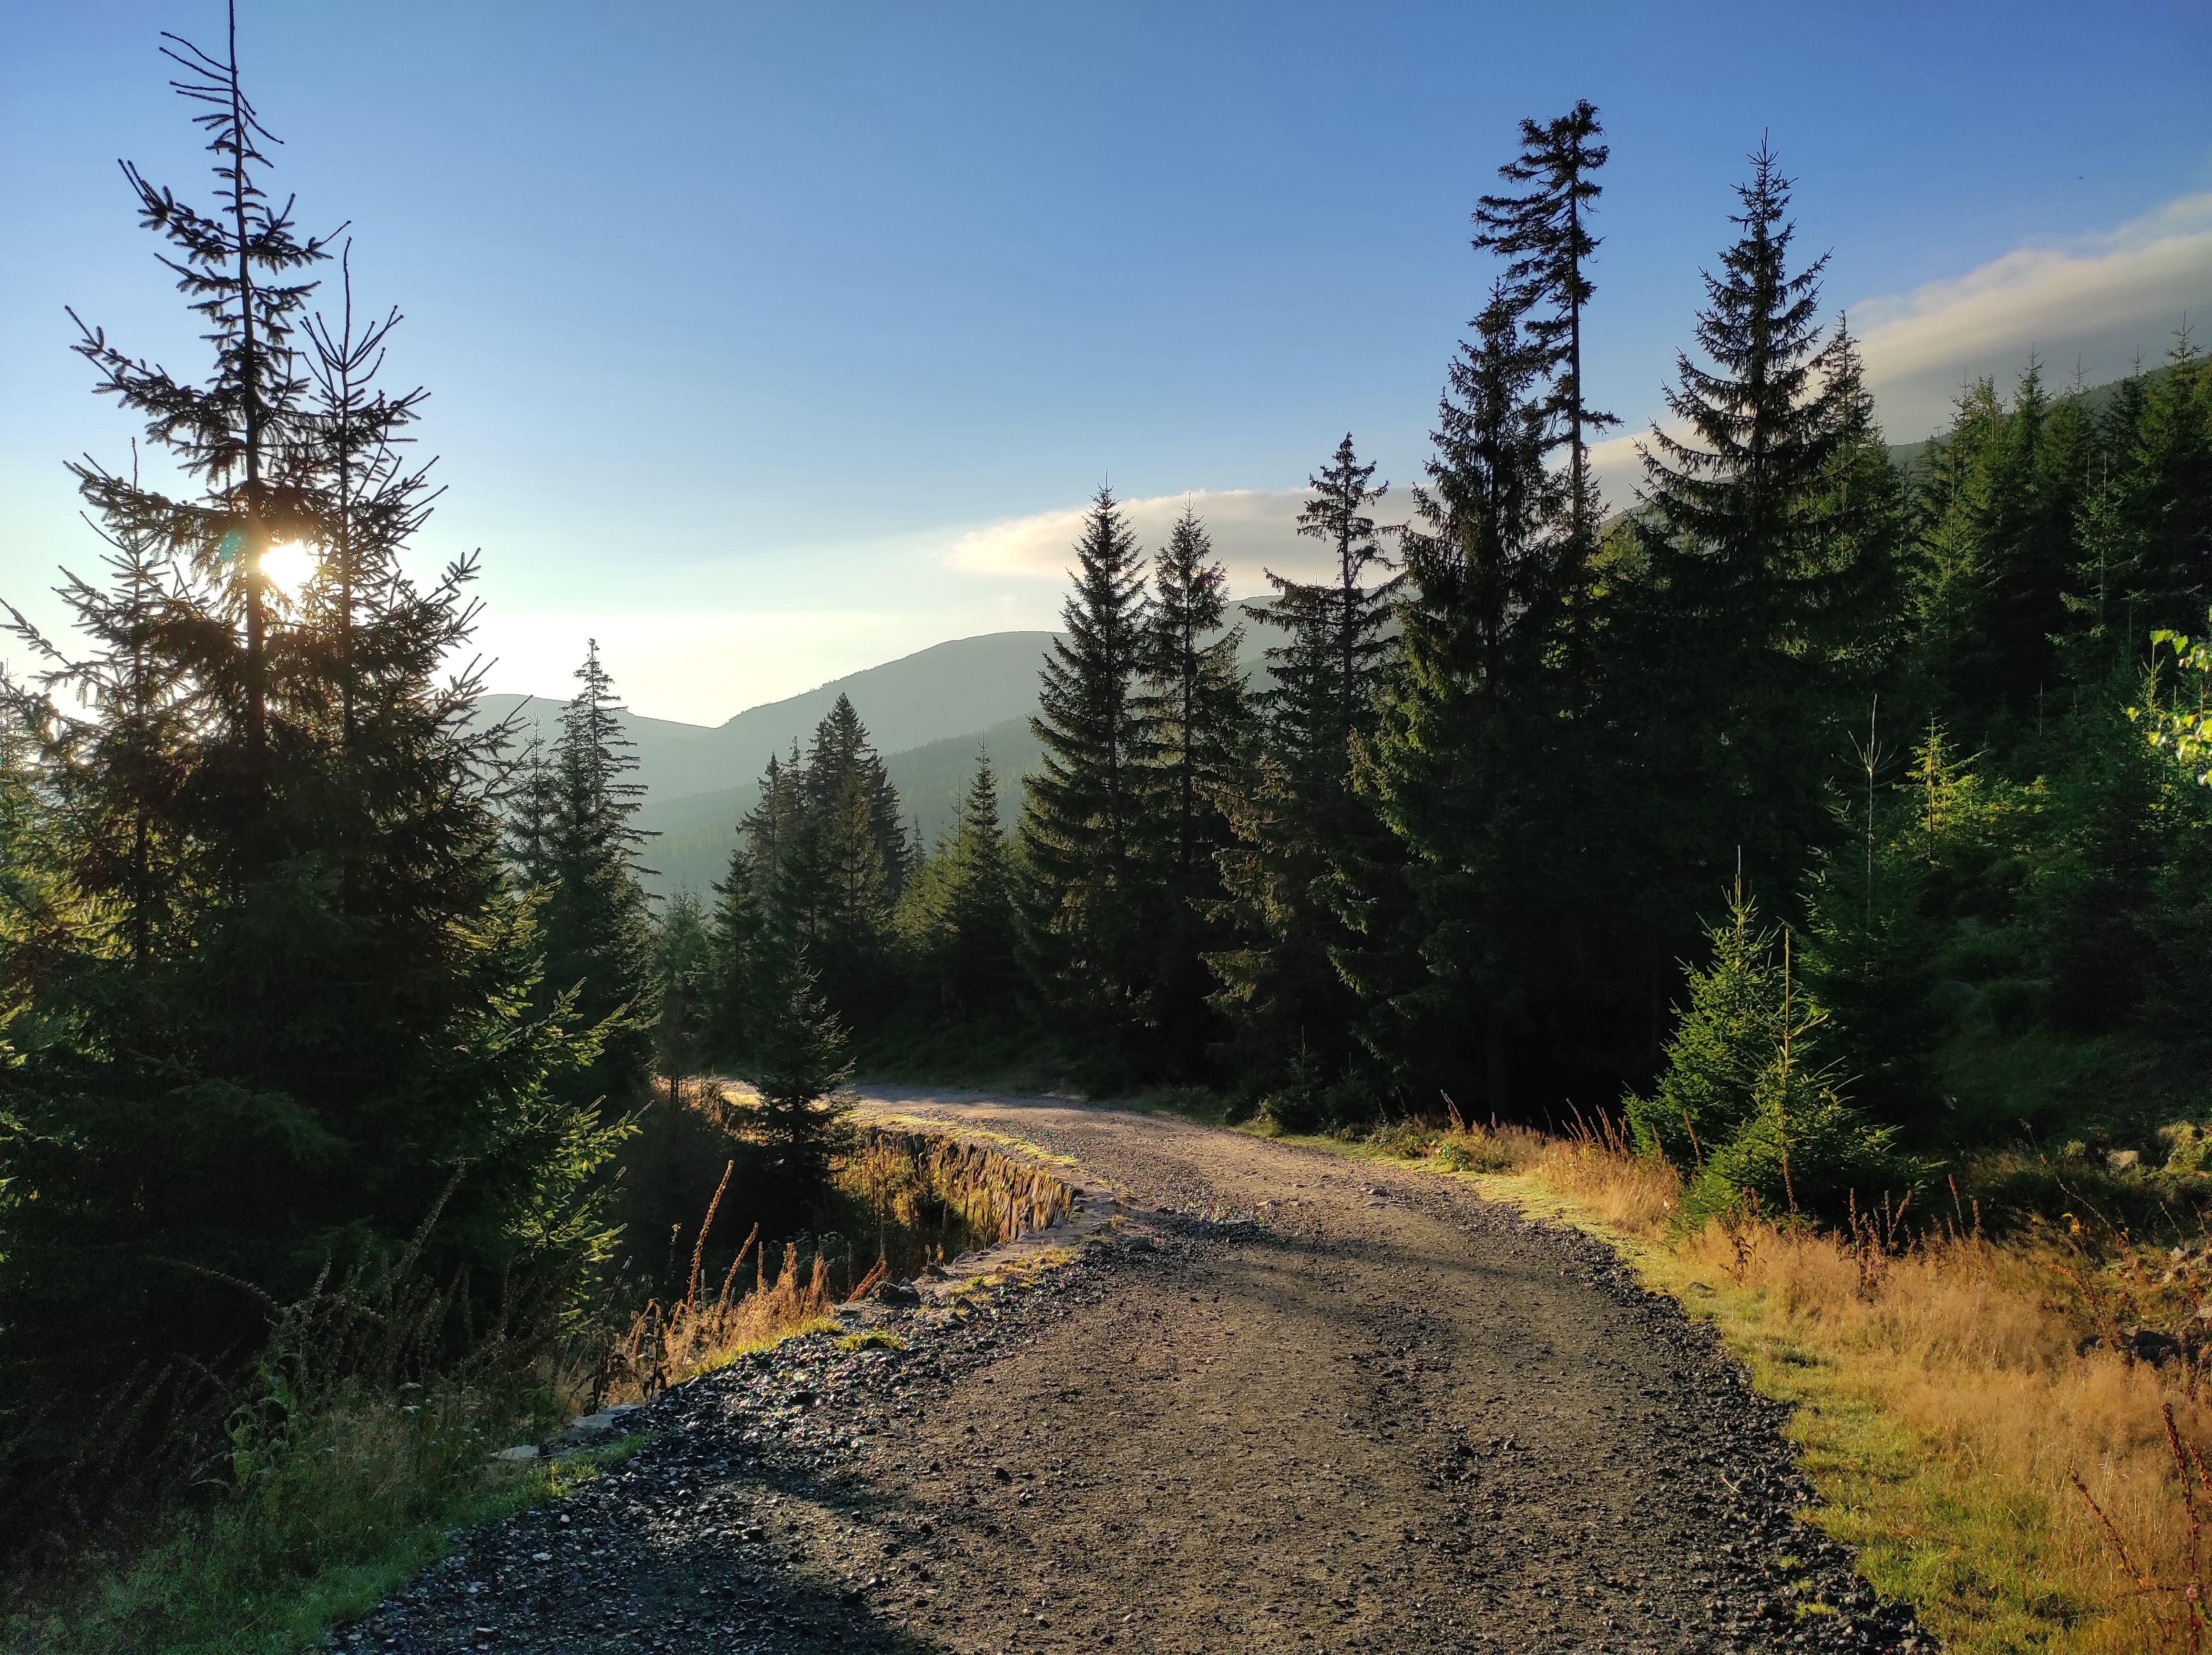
835,1329,907,1353
6,1407,646,1655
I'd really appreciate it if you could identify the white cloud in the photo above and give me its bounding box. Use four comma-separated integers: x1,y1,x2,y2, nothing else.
1585,429,1655,516
945,486,1350,594
1855,194,2212,440
1591,194,2212,485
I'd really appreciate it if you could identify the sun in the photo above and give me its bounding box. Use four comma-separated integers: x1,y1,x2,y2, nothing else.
259,541,318,601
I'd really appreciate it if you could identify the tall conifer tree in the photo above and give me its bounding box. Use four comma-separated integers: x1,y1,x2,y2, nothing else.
1914,362,2094,738
535,642,655,1106
707,703,910,1056
1359,286,1563,1106
649,889,713,1094
1620,144,1897,924
749,960,854,1182
1214,438,1398,1096
0,11,613,1495
1268,437,1401,782
1140,509,1247,1073
705,835,768,1065
903,750,1021,1023
1020,487,1155,1042
2069,338,2212,685
805,694,910,898
1474,101,1615,546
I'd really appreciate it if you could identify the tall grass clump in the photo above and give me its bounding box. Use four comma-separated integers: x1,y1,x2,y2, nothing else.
1364,1105,1680,1230
598,1161,849,1398
1661,1201,2211,1654
603,1237,840,1399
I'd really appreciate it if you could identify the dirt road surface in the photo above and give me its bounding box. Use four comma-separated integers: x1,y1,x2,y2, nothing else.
350,1093,1927,1655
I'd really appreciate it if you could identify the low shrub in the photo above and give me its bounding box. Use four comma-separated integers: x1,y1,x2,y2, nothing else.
1679,1085,1924,1228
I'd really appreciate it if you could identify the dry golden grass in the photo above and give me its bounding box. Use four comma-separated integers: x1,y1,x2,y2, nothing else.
602,1163,848,1399
604,1238,840,1400
840,1124,1073,1243
1361,1117,2212,1653
1662,1216,2210,1654
1526,1116,1685,1234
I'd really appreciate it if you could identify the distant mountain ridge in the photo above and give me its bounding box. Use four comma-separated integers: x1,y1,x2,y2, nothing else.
478,613,1276,892
638,716,1045,894
477,632,1058,892
477,630,1056,800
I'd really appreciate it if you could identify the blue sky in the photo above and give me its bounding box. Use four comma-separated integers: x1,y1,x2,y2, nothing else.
4,1,2209,723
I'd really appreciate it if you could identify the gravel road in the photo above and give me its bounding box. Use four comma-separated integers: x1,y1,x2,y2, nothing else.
346,1093,1930,1655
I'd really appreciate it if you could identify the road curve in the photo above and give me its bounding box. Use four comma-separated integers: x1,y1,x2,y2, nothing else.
349,1093,1926,1655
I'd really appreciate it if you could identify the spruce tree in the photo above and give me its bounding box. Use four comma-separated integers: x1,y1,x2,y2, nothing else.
1020,487,1155,1044
1914,361,2094,738
1620,144,1897,926
535,642,656,1107
1214,437,1399,1100
62,6,327,781
750,958,855,1184
1473,100,1616,558
1627,890,1914,1226
18,479,194,971
705,834,768,1065
765,703,906,1026
2070,337,2212,684
1358,285,1564,1107
709,704,909,1053
804,693,910,898
1267,436,1401,784
650,889,714,1096
904,750,1020,1023
0,10,614,1501
818,763,895,1015
1139,509,1247,1073
741,745,806,869
297,248,433,753
508,734,558,890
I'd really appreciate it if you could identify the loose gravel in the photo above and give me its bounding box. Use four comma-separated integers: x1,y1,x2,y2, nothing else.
341,1095,1933,1654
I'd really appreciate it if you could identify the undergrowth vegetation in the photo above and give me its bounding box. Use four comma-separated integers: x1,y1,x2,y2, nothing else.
1,1116,1043,1655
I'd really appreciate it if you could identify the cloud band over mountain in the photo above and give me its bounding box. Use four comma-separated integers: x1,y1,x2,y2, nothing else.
944,486,1346,593
1854,193,2212,442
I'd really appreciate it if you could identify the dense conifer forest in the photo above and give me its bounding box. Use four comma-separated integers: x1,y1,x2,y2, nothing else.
676,121,2212,1238
2,16,2209,1641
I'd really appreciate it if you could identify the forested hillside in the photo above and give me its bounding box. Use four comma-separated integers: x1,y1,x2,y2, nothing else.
479,624,1282,896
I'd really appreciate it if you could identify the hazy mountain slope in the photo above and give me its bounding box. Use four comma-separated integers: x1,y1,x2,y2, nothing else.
478,630,1056,802
1884,366,2163,476
485,614,1282,894
881,716,1042,847
639,716,1045,895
